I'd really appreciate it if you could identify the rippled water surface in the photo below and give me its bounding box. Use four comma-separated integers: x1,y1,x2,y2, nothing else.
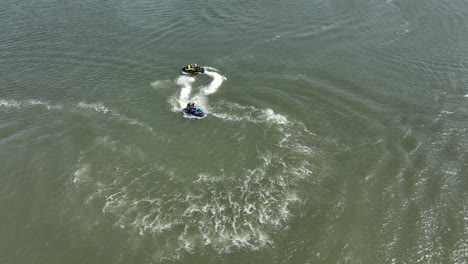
1,0,468,263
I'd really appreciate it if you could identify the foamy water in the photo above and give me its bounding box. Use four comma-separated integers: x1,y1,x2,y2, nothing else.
68,107,328,259
3,0,468,263
170,68,227,116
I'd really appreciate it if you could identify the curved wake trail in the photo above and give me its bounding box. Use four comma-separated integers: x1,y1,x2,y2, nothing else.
201,71,227,95
172,68,226,113
67,99,333,260
174,75,196,110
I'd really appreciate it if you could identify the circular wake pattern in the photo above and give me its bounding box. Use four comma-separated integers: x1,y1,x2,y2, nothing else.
67,101,333,261
169,68,227,117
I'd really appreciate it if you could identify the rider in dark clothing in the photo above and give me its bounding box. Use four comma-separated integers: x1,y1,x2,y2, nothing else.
186,102,197,112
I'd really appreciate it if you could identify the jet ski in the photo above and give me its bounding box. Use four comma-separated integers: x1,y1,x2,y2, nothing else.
181,63,205,74
182,103,206,118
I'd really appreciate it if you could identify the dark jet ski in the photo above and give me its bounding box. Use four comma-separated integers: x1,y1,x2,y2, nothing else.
181,63,205,74
182,102,205,118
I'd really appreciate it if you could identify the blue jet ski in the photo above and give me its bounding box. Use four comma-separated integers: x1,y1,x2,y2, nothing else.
181,63,205,74
182,103,205,118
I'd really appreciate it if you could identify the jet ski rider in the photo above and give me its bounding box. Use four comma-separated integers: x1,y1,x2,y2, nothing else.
186,64,197,71
186,102,196,112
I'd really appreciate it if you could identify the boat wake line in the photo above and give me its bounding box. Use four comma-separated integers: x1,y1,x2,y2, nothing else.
170,67,227,117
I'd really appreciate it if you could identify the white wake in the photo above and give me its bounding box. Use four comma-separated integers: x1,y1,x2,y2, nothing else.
172,67,226,114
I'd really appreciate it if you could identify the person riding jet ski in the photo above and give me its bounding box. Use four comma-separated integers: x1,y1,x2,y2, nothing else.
183,102,205,117
186,102,195,111
181,63,205,74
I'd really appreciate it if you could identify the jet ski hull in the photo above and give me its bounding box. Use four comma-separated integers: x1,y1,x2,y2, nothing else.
181,67,205,74
182,107,206,118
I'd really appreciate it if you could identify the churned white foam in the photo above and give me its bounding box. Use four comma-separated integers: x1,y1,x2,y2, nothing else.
66,89,332,261
0,98,66,111
201,71,227,95
175,75,196,88
464,94,468,98
210,112,259,123
179,86,192,103
171,68,225,114
195,173,222,183
293,144,313,155
289,162,313,179
26,99,63,110
174,75,196,109
27,100,48,108
0,99,21,109
210,102,290,126
139,215,172,235
77,102,110,113
261,109,288,125
73,163,91,184
203,66,219,72
439,110,453,115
